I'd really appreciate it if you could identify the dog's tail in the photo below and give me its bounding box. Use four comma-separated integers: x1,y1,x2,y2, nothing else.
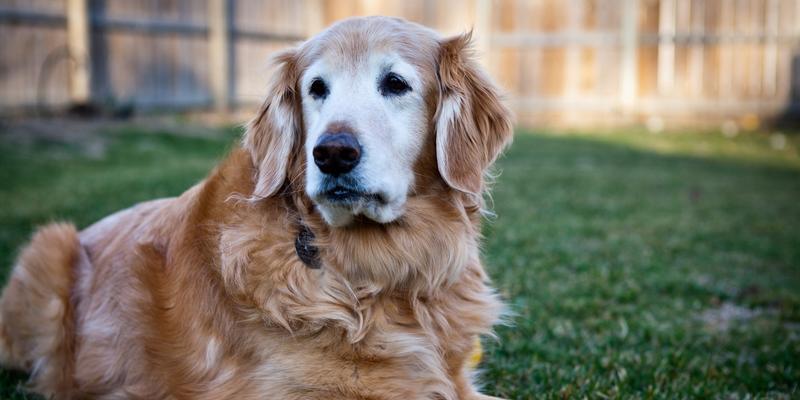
0,223,82,399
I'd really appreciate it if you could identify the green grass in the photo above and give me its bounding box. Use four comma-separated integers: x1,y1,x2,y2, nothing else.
1,125,799,399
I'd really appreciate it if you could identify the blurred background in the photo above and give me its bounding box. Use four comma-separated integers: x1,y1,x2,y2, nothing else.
1,1,800,399
1,0,798,129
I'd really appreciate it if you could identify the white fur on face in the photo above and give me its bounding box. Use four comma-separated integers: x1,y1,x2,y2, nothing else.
301,53,427,227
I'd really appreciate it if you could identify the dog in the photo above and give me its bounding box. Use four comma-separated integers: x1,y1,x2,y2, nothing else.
0,16,513,399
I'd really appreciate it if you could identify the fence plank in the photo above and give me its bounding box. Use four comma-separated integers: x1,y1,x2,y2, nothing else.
619,0,639,112
763,0,778,97
688,0,705,97
473,0,492,68
66,0,90,103
657,0,676,95
305,0,324,37
208,0,230,111
563,0,583,101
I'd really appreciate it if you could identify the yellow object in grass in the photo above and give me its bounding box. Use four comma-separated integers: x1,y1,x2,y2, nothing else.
467,337,482,369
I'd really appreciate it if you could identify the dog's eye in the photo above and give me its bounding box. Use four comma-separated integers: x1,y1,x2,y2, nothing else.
309,78,329,99
379,73,411,96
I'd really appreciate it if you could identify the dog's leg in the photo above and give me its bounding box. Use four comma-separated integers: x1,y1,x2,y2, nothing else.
0,223,82,399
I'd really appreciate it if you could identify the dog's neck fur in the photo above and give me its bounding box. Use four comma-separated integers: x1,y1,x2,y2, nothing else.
211,148,499,346
286,166,480,295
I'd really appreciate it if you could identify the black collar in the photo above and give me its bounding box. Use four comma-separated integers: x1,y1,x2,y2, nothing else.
295,223,321,269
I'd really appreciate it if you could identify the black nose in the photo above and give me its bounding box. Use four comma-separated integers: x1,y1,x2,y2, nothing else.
312,133,361,175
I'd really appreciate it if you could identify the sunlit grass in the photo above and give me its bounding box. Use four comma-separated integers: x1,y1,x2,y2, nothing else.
544,127,800,169
483,128,800,398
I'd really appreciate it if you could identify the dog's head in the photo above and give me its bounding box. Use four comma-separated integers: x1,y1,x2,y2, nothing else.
244,17,513,227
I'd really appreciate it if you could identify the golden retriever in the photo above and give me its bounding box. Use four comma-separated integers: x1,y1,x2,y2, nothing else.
0,16,513,400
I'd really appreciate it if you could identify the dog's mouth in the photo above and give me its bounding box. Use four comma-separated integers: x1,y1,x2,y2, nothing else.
310,176,403,226
324,186,386,205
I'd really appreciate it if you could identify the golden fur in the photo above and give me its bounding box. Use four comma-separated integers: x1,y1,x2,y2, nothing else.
0,17,513,400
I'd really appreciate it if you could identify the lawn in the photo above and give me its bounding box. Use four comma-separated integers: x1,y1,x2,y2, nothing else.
0,123,798,399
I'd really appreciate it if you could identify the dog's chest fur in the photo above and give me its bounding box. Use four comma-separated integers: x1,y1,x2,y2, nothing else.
211,208,499,399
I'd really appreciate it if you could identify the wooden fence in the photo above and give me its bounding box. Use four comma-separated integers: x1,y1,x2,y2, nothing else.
1,0,799,127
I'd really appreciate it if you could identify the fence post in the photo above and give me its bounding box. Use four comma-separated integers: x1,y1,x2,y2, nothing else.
66,0,91,104
619,0,639,115
209,0,231,111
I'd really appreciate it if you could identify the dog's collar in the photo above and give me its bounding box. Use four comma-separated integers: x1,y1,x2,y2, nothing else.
295,223,321,269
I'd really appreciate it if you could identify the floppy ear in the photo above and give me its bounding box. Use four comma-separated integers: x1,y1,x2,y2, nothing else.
243,49,302,199
435,32,514,196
